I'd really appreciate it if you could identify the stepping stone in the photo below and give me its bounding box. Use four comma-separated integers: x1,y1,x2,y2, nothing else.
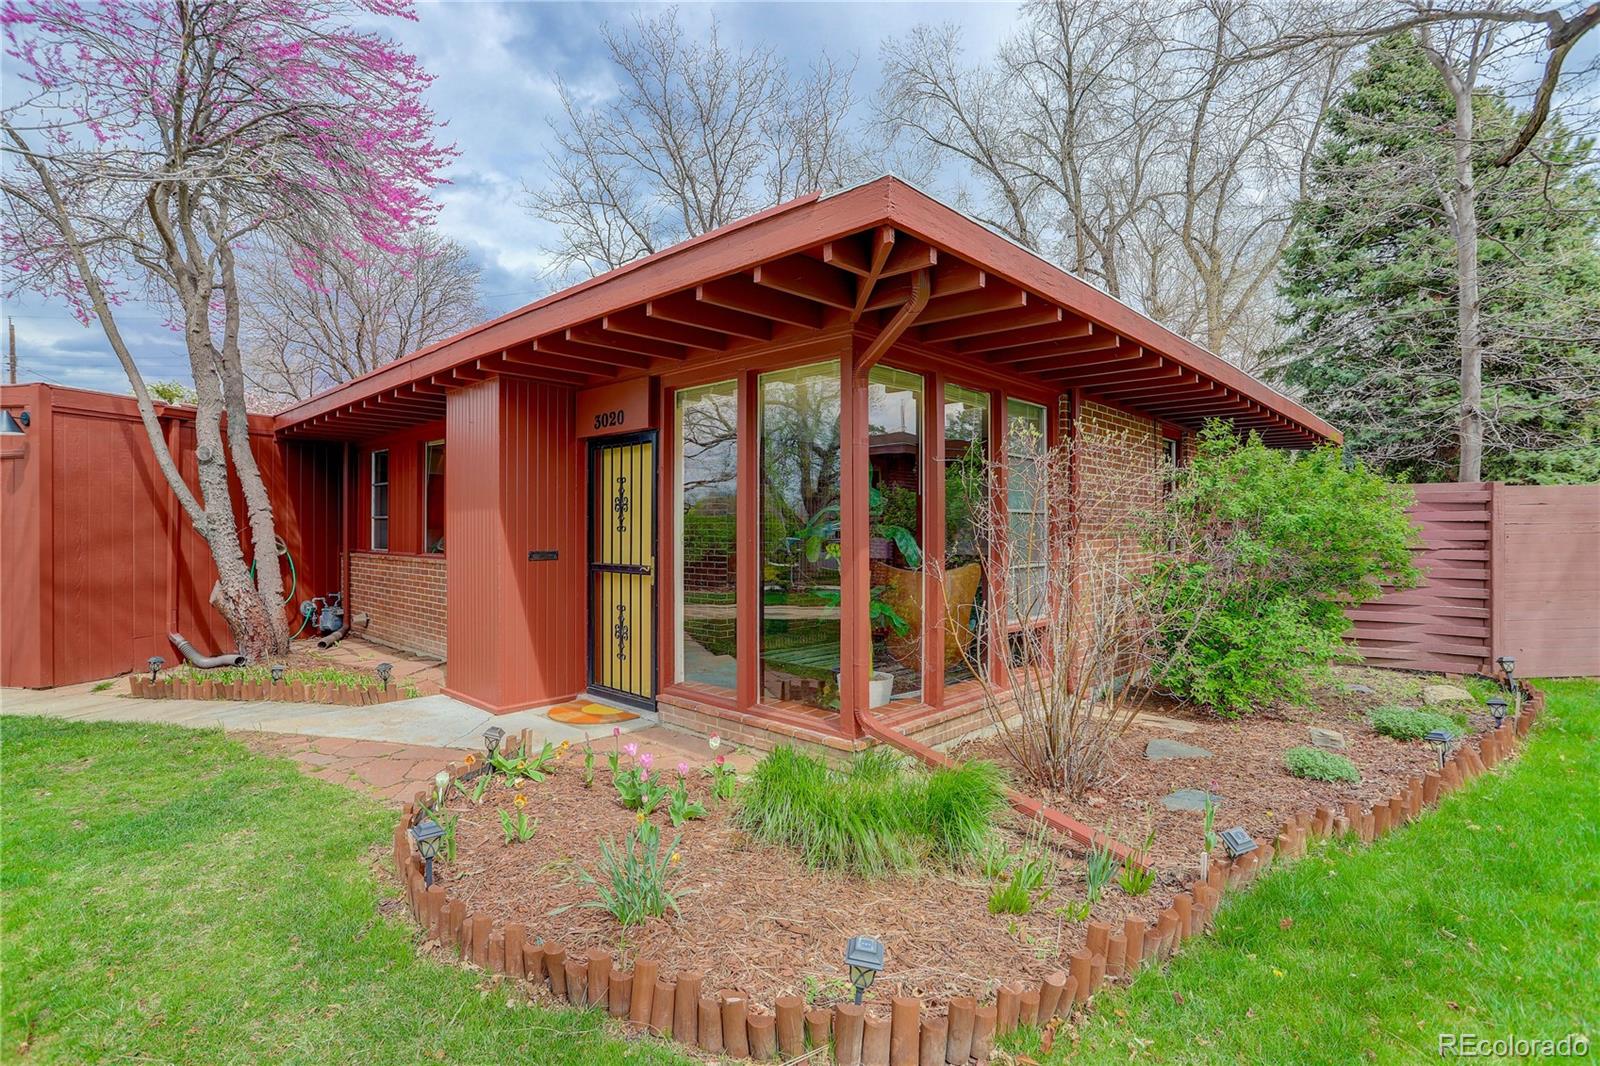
1308,726,1347,752
1145,738,1214,761
1423,684,1472,705
1346,684,1376,696
1160,788,1221,813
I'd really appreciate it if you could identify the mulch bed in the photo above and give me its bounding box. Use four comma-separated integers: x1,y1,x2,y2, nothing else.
428,667,1494,1011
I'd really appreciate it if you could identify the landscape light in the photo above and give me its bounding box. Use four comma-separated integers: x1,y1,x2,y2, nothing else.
270,663,287,685
147,656,164,681
844,935,885,1005
1425,729,1453,769
1219,827,1257,860
483,726,505,757
376,662,393,690
1486,696,1507,729
409,818,446,887
1496,654,1516,679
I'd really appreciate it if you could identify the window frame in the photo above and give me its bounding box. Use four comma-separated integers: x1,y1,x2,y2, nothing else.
370,449,390,552
422,439,445,555
1003,397,1050,627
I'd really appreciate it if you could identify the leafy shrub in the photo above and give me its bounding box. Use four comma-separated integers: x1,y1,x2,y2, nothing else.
735,746,1006,877
1150,423,1419,716
1367,705,1463,741
1283,745,1361,783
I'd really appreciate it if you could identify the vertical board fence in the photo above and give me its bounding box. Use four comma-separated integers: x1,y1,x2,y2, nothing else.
1348,482,1599,678
1,383,343,689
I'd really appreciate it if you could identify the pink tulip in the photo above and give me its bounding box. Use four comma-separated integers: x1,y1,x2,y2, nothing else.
639,752,653,770
623,742,638,758
613,726,622,738
677,761,690,777
716,754,726,766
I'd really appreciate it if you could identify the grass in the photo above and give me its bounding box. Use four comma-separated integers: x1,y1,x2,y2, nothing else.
734,745,1005,877
1001,678,1600,1065
0,715,691,1065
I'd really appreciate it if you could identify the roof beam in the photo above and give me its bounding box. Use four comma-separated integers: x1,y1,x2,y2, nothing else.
822,224,894,277
647,291,772,340
481,354,591,386
565,324,683,363
606,304,731,350
913,283,1027,326
861,262,984,313
880,236,937,277
917,303,1063,344
752,255,856,310
989,333,1125,367
954,317,1093,354
850,226,897,321
698,275,823,328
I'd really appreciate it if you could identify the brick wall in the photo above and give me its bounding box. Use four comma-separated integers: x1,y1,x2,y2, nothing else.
351,552,447,659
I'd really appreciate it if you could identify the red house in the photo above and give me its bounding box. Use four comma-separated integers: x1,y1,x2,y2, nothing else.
270,179,1337,747
271,179,1339,749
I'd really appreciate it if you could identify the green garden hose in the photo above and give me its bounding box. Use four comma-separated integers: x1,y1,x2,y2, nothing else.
248,535,298,608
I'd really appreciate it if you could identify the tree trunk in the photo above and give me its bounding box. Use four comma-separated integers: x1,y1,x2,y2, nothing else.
1434,48,1483,483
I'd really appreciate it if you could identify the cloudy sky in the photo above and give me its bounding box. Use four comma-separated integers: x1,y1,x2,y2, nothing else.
3,1,1020,394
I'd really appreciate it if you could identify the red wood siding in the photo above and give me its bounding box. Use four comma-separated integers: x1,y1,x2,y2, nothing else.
355,419,445,554
444,378,584,712
1348,482,1599,678
0,384,341,687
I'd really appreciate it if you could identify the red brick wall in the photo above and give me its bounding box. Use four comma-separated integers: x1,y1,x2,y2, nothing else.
351,551,447,659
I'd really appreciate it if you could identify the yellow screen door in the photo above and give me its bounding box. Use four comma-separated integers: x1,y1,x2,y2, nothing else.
588,433,656,708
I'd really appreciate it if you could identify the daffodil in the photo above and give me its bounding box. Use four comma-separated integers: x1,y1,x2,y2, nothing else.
514,793,527,808
670,851,681,864
636,812,646,825
463,754,476,767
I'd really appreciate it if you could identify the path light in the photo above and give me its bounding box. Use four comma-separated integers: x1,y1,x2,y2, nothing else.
270,663,286,685
147,656,164,682
410,818,446,887
483,726,505,757
1426,729,1453,769
844,935,885,1005
1487,696,1507,729
376,662,393,690
1219,827,1257,860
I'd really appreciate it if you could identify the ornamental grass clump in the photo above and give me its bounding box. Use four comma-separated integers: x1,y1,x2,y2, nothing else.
1368,706,1464,741
1284,745,1361,783
735,746,1006,877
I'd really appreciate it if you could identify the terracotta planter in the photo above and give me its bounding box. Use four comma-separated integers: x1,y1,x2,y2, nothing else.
877,562,983,671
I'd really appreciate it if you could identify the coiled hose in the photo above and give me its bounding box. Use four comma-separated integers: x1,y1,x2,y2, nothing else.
248,535,314,639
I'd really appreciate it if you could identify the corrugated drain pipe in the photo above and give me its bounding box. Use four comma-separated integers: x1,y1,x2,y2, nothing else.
856,711,1141,866
168,631,246,669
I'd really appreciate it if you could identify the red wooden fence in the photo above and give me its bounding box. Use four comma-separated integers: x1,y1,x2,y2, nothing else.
1349,482,1600,678
2,383,342,688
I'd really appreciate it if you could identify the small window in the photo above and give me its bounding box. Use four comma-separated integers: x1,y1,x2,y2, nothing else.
423,441,445,554
1162,435,1180,467
371,450,390,551
1005,398,1049,625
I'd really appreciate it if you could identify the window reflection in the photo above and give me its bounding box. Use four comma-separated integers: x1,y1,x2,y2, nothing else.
943,385,990,684
675,381,739,690
867,366,924,703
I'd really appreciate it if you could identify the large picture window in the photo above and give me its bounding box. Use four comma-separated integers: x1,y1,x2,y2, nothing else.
866,366,924,703
1005,399,1048,625
370,449,390,551
759,362,841,708
943,384,990,683
423,441,445,554
675,380,739,690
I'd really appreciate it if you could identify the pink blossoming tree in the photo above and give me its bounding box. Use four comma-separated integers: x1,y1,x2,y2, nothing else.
2,0,452,658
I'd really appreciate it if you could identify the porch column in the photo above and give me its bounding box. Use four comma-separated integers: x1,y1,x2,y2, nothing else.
838,338,872,737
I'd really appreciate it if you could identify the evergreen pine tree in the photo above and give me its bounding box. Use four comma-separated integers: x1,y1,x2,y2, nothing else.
1270,34,1600,484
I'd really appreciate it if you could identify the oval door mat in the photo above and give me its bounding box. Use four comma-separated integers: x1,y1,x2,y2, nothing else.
546,702,639,725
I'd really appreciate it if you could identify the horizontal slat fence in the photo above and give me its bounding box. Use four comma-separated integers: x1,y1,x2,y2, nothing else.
1349,482,1599,678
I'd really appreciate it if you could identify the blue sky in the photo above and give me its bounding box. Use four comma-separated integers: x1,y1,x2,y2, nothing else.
3,1,1020,394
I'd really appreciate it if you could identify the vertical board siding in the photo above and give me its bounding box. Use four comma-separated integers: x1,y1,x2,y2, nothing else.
445,378,584,711
1495,484,1600,678
0,385,341,687
1348,482,1599,678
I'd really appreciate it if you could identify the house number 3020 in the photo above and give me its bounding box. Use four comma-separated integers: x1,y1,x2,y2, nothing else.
593,409,626,430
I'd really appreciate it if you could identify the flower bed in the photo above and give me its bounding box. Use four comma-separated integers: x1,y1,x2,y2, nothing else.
391,678,1542,1065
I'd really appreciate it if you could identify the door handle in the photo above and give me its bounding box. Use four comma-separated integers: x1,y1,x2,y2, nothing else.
593,562,652,576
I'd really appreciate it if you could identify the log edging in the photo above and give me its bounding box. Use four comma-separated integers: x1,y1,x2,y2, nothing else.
126,673,436,704
388,682,1543,1064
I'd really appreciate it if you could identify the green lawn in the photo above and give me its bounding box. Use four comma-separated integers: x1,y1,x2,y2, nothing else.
3,680,1595,1065
0,716,689,1065
1004,678,1600,1065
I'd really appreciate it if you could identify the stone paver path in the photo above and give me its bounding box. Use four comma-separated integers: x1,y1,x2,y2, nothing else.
242,732,464,803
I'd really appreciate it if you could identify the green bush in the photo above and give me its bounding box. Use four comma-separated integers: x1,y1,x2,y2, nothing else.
1368,705,1464,741
1283,746,1361,783
1150,423,1419,716
734,746,1006,877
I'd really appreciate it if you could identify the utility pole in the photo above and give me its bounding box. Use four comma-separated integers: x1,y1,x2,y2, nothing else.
7,317,14,384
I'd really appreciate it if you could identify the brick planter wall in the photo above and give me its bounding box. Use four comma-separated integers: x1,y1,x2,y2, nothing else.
351,551,447,659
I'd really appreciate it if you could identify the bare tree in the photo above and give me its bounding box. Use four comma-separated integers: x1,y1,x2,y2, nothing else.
244,231,484,408
526,7,869,278
944,427,1195,799
878,0,1339,368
